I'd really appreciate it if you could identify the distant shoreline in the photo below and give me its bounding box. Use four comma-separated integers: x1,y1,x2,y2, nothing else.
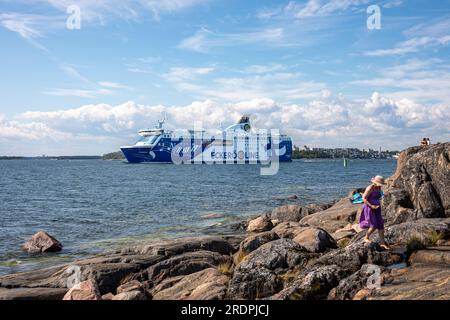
0,156,398,161
0,156,102,160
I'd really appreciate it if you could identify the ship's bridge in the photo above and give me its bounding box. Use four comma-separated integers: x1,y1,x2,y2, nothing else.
135,128,163,146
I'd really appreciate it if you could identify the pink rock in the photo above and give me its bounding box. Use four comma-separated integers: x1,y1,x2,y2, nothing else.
63,279,102,300
116,280,143,294
21,231,63,253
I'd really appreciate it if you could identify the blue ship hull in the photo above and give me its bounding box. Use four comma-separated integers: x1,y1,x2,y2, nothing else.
121,138,292,164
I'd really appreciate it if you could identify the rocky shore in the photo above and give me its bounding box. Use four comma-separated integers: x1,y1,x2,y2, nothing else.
1,142,449,300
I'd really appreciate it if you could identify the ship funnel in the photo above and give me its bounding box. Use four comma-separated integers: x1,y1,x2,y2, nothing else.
224,115,252,132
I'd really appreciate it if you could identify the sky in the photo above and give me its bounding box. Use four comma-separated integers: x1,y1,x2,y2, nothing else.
0,0,449,156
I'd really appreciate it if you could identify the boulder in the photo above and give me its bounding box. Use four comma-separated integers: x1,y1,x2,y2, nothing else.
350,218,450,245
0,287,68,300
272,265,347,300
112,290,147,300
299,198,362,233
62,279,101,300
247,216,273,233
122,236,239,257
353,288,372,300
287,195,298,200
78,262,142,294
266,205,305,222
147,250,230,286
409,247,450,265
304,202,335,213
370,264,450,300
152,268,229,300
331,230,356,242
228,220,250,231
293,227,337,253
383,143,450,224
329,264,386,300
21,231,63,253
101,293,114,300
116,280,143,294
266,203,331,223
311,241,402,275
272,222,308,239
227,239,314,299
234,231,279,264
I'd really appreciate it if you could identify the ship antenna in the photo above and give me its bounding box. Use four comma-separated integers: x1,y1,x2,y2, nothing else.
156,112,167,129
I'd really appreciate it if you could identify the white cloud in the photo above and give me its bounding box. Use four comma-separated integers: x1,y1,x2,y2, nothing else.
168,70,326,102
59,64,91,83
34,0,210,23
163,67,215,82
0,0,209,46
365,36,450,57
404,16,450,38
98,81,129,89
291,0,322,18
42,88,113,98
0,13,61,50
261,0,370,19
242,64,285,74
383,0,403,8
1,92,448,156
0,14,43,39
352,59,450,105
178,27,285,53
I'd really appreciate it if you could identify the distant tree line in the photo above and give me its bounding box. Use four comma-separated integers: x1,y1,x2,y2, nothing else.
102,151,125,160
292,146,399,159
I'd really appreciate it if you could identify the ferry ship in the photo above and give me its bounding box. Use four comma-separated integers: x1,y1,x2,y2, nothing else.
120,116,292,163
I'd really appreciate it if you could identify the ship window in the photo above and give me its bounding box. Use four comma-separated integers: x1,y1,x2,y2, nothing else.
137,135,160,145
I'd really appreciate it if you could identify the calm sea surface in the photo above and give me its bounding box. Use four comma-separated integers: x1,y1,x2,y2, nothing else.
0,159,396,275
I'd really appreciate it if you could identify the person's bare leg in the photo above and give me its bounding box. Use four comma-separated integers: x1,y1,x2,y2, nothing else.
364,228,375,243
378,229,390,250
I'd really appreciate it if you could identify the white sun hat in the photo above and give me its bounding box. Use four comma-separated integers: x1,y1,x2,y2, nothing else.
371,175,386,186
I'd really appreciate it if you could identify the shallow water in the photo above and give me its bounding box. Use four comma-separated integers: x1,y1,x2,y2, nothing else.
0,158,396,275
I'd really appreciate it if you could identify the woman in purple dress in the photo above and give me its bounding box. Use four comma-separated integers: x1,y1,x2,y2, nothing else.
360,175,390,250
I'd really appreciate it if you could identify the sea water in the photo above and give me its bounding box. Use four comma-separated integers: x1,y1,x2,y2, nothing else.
0,159,396,275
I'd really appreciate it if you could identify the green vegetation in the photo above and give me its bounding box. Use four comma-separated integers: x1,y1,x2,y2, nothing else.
293,148,331,159
233,250,249,265
102,151,125,160
217,261,234,275
406,236,427,254
278,270,300,284
292,145,400,159
406,231,443,255
0,156,25,160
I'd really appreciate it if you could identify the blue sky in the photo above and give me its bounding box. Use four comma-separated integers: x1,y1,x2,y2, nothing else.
0,0,449,155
